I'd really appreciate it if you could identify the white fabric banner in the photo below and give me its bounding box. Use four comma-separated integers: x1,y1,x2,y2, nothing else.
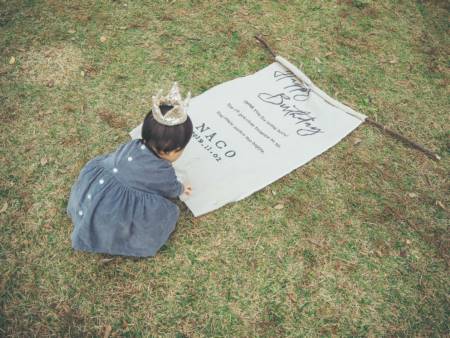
131,59,366,216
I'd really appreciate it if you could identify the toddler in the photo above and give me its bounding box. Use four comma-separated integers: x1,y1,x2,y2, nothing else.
67,83,193,257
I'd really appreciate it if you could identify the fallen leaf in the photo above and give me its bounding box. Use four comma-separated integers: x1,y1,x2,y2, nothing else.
405,239,412,245
314,57,321,64
68,29,76,34
100,258,114,264
287,292,297,303
436,201,446,210
103,325,112,338
43,223,52,230
0,202,7,213
407,192,417,198
274,204,284,210
9,56,15,64
58,304,70,316
100,36,107,43
353,138,362,146
80,70,85,77
46,79,55,88
40,157,48,165
271,190,277,196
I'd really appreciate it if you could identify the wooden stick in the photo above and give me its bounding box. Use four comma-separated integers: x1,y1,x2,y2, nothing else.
255,35,277,59
254,35,441,161
365,118,441,160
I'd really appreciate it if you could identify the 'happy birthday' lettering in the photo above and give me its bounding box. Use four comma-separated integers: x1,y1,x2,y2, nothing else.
257,92,322,137
273,70,311,102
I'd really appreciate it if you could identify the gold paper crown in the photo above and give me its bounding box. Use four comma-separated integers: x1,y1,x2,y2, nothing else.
152,82,191,126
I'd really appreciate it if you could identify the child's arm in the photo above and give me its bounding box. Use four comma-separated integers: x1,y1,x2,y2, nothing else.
183,184,192,196
161,178,184,198
151,166,192,199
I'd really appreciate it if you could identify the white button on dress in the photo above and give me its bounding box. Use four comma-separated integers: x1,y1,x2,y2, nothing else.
140,144,146,150
87,194,92,200
113,168,118,173
78,210,83,216
99,178,104,184
128,156,133,162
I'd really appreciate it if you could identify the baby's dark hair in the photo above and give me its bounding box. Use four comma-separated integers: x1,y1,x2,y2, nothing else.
141,104,193,153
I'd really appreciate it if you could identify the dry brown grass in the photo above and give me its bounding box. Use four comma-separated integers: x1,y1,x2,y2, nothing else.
18,44,83,87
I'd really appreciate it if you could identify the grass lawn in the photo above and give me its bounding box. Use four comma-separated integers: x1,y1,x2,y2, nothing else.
1,0,449,336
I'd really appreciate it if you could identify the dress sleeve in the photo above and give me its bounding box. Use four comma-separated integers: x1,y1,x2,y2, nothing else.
163,177,184,198
153,167,183,198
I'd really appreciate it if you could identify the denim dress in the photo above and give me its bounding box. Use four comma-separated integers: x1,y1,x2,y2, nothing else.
67,140,183,257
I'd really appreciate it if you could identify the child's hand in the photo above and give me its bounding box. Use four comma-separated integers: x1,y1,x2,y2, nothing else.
183,184,192,196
